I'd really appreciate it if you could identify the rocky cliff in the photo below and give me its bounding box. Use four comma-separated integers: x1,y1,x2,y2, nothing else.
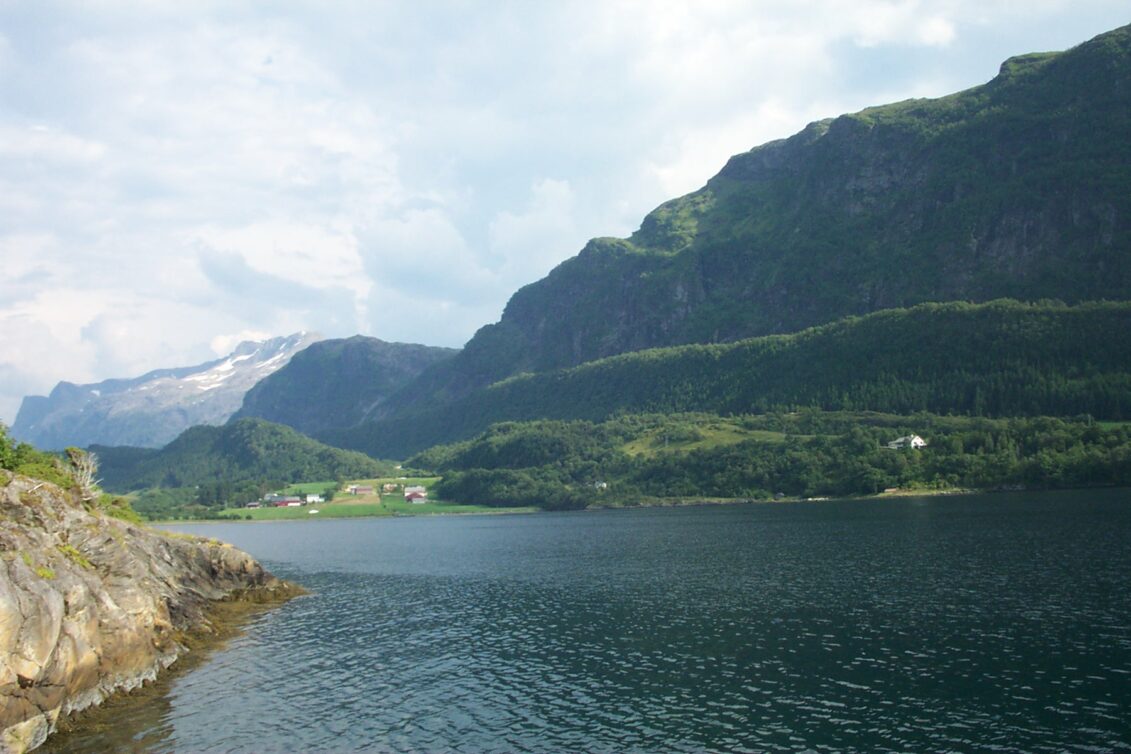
0,471,299,753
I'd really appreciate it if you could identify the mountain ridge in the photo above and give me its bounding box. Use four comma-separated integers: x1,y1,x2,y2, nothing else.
12,332,322,449
232,335,458,436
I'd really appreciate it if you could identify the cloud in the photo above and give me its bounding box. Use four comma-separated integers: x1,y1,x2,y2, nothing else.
196,221,372,303
489,178,582,283
358,207,497,300
195,247,366,336
0,307,100,426
0,124,107,164
210,330,275,358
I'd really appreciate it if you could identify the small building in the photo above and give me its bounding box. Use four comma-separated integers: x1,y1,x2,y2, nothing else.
887,434,927,450
382,483,398,493
403,485,427,500
306,494,324,504
245,501,262,509
406,492,428,504
352,485,375,496
264,494,303,505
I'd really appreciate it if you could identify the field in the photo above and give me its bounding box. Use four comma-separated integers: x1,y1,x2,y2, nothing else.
276,481,338,496
620,420,793,457
218,476,535,520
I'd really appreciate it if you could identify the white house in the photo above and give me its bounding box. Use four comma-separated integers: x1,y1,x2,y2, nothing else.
306,494,324,504
887,434,927,450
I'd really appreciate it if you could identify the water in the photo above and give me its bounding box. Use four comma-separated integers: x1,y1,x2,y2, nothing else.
44,491,1131,752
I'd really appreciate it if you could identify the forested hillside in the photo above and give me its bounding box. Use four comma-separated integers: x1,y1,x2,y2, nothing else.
233,336,458,435
410,412,1131,510
373,24,1131,419
324,300,1131,458
95,418,391,493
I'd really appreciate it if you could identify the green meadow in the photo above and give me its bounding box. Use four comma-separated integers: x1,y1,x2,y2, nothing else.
218,476,534,520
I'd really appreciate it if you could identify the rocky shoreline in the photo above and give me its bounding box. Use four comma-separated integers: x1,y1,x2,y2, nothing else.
0,471,302,753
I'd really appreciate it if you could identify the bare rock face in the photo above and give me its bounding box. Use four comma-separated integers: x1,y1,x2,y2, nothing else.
0,471,299,753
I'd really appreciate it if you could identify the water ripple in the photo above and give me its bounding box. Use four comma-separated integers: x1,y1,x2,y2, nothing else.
42,491,1131,753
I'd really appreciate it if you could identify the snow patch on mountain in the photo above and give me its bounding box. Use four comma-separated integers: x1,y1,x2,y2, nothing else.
11,332,323,449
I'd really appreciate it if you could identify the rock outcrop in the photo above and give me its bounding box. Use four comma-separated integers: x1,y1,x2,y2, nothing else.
0,471,300,753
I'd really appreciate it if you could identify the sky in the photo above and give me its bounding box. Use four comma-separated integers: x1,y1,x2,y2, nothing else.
1,1,1127,425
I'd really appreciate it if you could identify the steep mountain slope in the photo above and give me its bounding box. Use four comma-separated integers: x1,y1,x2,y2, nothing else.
327,300,1131,458
382,24,1131,417
232,336,457,436
94,417,389,492
12,333,322,449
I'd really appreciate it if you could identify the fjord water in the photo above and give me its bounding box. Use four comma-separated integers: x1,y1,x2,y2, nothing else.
46,491,1131,753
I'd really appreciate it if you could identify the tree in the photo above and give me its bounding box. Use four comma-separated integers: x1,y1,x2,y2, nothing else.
66,447,101,502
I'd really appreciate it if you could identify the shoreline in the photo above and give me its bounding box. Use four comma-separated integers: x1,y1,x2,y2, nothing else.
585,485,982,511
148,504,539,526
144,483,1129,526
151,485,992,526
40,586,305,753
0,473,305,754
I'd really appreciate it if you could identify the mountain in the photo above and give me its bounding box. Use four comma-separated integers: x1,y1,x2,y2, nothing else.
11,332,322,449
232,336,458,436
94,417,390,493
328,299,1131,458
378,24,1131,418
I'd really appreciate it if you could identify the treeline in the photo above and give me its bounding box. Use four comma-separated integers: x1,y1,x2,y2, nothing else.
414,412,1131,509
129,481,271,521
333,300,1131,458
96,417,393,493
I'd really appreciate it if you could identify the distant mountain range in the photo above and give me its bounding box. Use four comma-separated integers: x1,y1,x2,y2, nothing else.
12,333,321,449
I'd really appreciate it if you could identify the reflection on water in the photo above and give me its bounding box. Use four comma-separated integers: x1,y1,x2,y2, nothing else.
44,491,1131,752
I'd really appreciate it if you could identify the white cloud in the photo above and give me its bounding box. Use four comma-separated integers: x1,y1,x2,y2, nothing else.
489,179,582,283
917,16,957,47
0,124,107,163
358,207,496,298
210,330,275,357
196,221,372,303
